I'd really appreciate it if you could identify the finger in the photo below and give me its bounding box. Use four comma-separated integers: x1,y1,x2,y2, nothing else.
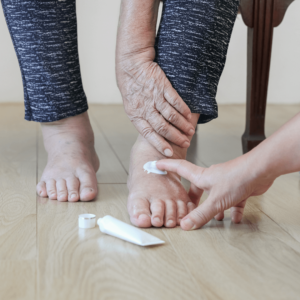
157,101,195,136
147,111,190,148
163,82,192,120
230,199,247,223
156,159,204,186
214,211,225,221
164,199,177,228
181,196,218,230
176,200,188,225
132,118,174,157
187,202,196,214
150,200,165,227
188,183,203,207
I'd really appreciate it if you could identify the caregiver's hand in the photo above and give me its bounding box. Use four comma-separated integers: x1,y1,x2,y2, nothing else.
116,0,194,157
156,158,275,230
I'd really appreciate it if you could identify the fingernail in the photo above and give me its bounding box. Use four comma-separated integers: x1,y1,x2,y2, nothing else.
181,218,196,230
188,128,195,135
70,194,77,200
183,141,190,148
164,149,173,157
187,114,192,120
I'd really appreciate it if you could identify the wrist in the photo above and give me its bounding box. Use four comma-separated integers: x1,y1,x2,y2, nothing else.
245,145,278,184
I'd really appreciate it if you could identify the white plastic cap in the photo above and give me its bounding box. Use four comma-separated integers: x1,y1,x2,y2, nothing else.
78,214,96,229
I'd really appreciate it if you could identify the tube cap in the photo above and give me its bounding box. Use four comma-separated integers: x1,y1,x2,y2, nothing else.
78,214,96,229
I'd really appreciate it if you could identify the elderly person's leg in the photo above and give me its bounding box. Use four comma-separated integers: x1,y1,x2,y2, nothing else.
123,0,239,227
1,0,99,201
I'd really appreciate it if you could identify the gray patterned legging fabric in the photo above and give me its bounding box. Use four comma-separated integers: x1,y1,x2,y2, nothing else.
1,0,239,123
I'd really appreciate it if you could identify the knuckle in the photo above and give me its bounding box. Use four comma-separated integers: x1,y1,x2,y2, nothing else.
211,198,225,212
171,96,179,107
193,209,209,224
141,126,154,139
47,188,56,194
156,122,169,135
68,190,77,195
167,111,178,123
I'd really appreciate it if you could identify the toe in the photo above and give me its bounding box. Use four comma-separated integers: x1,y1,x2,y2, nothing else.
46,179,57,200
56,179,68,202
187,202,196,214
164,199,176,228
78,171,98,201
150,200,164,227
36,181,47,197
214,212,225,221
66,177,80,202
176,200,188,225
231,200,247,223
127,197,151,227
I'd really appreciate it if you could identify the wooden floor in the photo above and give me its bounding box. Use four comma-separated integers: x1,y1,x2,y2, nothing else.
1,103,300,300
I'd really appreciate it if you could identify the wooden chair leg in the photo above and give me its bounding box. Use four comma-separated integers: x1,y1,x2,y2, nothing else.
239,0,294,153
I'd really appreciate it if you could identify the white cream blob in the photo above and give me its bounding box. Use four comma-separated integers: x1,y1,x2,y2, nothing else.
143,161,167,175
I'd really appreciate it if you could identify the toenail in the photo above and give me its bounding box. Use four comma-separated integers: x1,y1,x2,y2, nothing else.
70,194,77,200
181,218,196,230
138,214,150,220
166,220,174,227
153,217,161,223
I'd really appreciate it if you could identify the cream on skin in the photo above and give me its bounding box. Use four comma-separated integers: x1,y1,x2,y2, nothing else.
157,112,300,230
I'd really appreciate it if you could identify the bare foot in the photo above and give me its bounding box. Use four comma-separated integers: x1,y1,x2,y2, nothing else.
36,112,100,202
127,114,200,227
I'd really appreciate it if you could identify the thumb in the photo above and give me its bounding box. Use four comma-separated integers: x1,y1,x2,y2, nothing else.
180,196,219,230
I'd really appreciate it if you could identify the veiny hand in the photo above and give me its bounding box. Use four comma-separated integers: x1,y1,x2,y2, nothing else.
156,157,275,230
117,57,195,157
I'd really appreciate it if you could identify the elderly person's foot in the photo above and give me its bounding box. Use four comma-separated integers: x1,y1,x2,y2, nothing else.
36,112,99,201
127,114,199,227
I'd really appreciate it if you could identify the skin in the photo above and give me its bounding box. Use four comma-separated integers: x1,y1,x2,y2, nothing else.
157,112,300,230
116,0,195,157
36,112,99,201
127,114,200,228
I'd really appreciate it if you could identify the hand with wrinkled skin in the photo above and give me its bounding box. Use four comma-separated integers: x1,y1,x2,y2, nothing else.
157,111,300,230
116,0,195,157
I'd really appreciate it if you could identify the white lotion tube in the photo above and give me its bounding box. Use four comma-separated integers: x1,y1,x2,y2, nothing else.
97,215,165,246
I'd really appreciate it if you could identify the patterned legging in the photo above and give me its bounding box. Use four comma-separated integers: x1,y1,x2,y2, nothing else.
1,0,239,124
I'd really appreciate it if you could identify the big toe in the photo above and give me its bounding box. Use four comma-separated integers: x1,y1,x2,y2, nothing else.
79,171,98,201
127,197,151,227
